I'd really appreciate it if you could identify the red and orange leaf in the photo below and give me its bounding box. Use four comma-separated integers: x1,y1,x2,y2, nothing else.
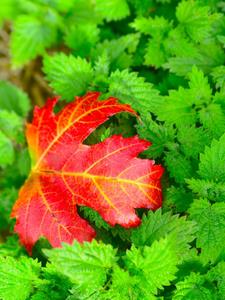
11,92,164,253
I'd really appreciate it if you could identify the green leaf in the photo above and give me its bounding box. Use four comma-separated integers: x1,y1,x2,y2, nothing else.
189,199,225,263
0,256,41,300
10,15,57,66
64,23,100,57
95,0,130,21
173,272,216,300
129,0,154,16
165,150,194,183
43,53,94,101
144,38,168,68
0,188,17,229
153,87,197,126
187,178,225,202
177,126,210,159
0,0,21,25
94,53,110,79
188,66,212,105
109,69,162,115
164,28,198,58
45,240,117,297
164,186,193,213
207,261,225,299
125,237,178,294
199,103,225,139
0,110,24,143
41,0,76,12
92,34,140,70
80,207,110,230
176,1,212,42
31,264,71,300
187,134,225,202
211,65,225,90
136,114,175,158
65,0,101,24
0,81,30,117
164,38,225,76
131,16,172,38
0,131,14,167
131,209,196,261
17,148,31,177
0,236,25,257
198,133,225,182
104,266,155,300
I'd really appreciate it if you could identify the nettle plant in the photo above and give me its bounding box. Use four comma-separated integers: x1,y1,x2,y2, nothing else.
0,0,225,299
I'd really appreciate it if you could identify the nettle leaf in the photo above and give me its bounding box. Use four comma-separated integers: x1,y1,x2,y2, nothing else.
10,15,57,66
0,256,41,300
64,23,100,58
30,263,72,300
187,179,225,202
131,16,172,68
187,66,212,105
189,199,225,263
11,92,163,253
177,126,210,159
103,266,143,300
125,237,178,295
198,133,225,183
95,0,130,22
165,150,194,183
0,235,25,257
109,69,162,116
45,240,117,298
164,186,193,213
92,34,140,71
173,272,216,300
176,1,212,42
0,188,18,230
131,209,196,261
136,114,175,159
0,80,30,117
164,41,225,77
0,131,14,167
152,87,197,126
0,110,24,143
199,103,225,139
211,66,225,90
131,16,172,38
105,266,159,300
144,38,168,68
43,53,94,101
187,134,225,202
207,261,225,298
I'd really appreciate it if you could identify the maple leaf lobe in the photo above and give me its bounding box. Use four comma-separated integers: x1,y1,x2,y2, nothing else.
11,92,163,253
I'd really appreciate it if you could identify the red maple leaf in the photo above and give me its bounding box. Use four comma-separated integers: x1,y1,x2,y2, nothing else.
11,92,163,253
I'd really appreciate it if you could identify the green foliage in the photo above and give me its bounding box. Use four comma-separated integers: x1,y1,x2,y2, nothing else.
11,15,58,66
189,199,225,263
109,69,162,115
43,53,94,101
131,209,196,261
173,272,216,300
1,0,225,298
0,131,14,167
45,240,117,298
95,0,130,21
0,256,41,300
125,237,178,296
0,80,30,117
